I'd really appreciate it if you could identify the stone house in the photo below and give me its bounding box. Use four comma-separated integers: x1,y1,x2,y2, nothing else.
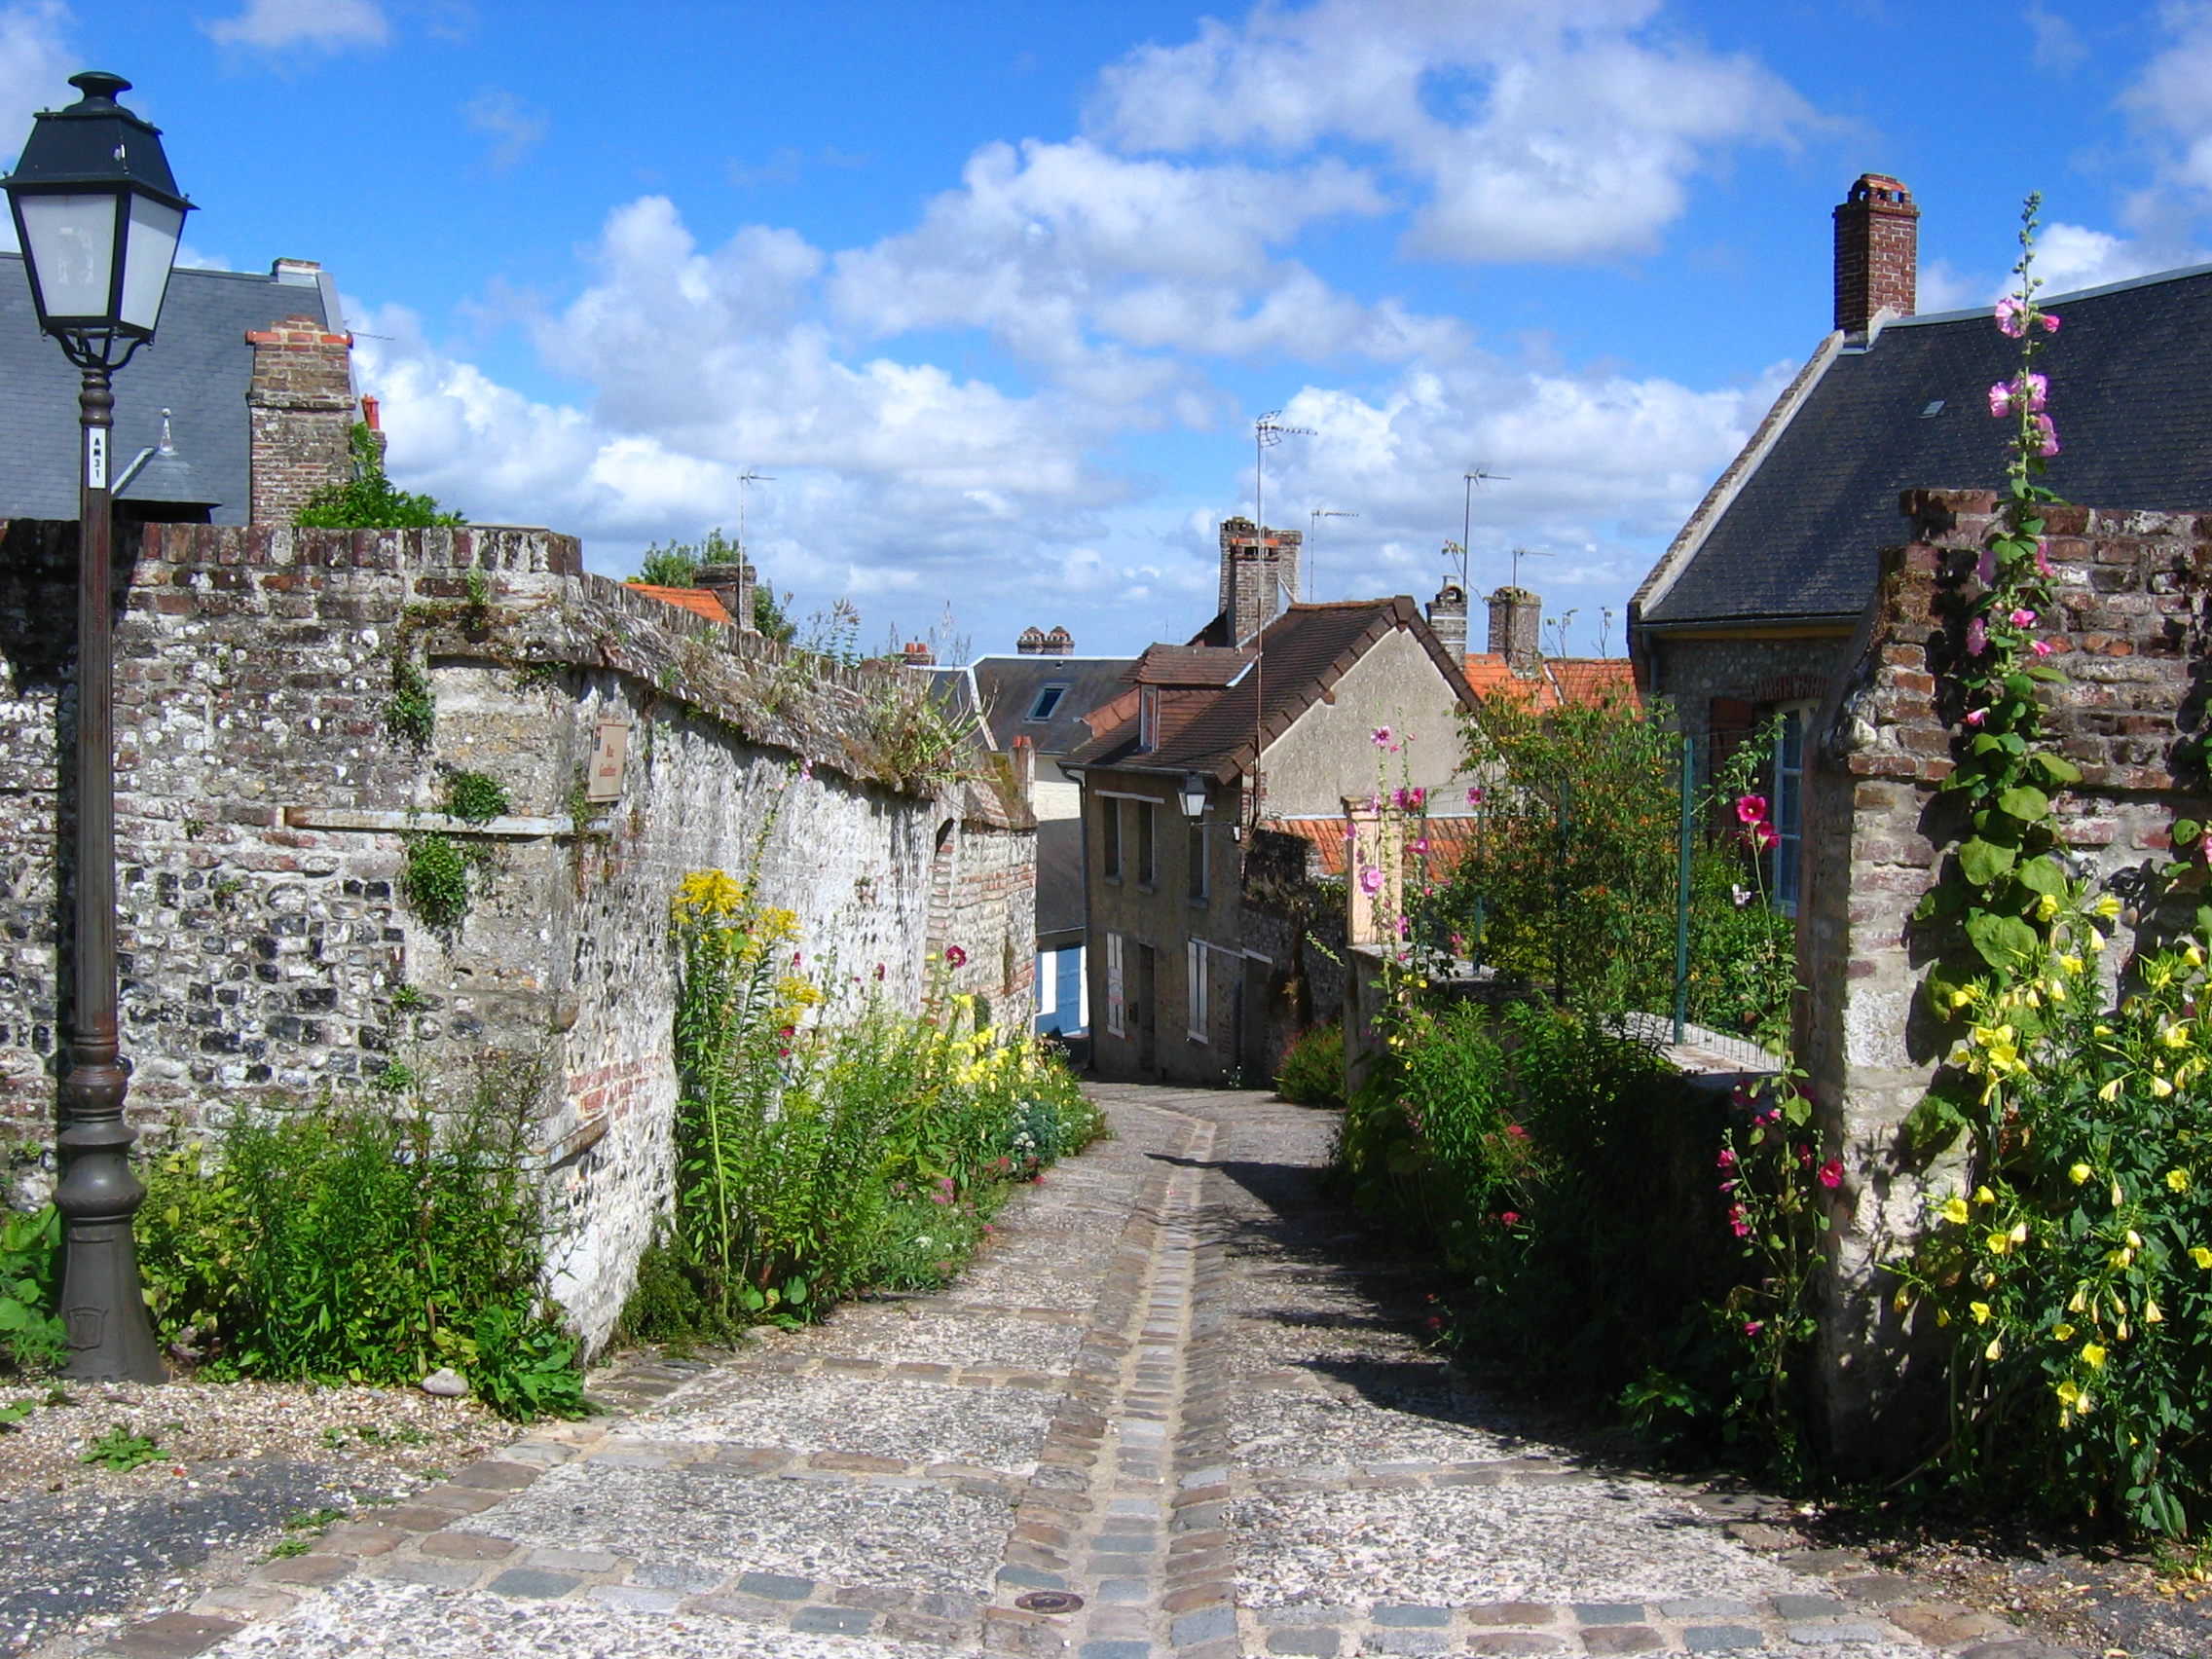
1065,596,1476,1086
1628,171,2212,910
0,251,352,526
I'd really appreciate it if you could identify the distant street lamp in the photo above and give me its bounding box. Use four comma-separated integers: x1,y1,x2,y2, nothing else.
1179,773,1207,821
4,70,192,1382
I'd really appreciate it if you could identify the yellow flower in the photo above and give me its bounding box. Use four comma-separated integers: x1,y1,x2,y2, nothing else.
2113,1179,2126,1210
2054,1322,2076,1342
2111,1247,2135,1269
2094,894,2122,921
2069,1284,2089,1312
2088,931,2106,954
2055,1379,2082,1407
2098,1078,2123,1102
1936,1309,1952,1327
2168,1024,2194,1050
2126,1229,2144,1249
2168,1168,2193,1193
2061,954,2085,977
1949,986,1974,1011
2037,892,2061,922
1986,1230,2011,1256
2189,943,2207,969
1971,1301,1992,1324
2153,1075,2176,1098
1893,1288,1912,1313
2070,1163,2093,1185
1974,1186,1997,1205
2192,1246,2212,1270
1985,1336,2004,1362
2009,1221,2029,1245
1940,1197,1972,1226
2083,1343,2108,1368
2145,1300,2164,1325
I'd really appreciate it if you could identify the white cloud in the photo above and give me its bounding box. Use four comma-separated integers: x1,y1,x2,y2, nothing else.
204,0,387,51
463,89,546,171
0,2,72,167
1090,0,1813,263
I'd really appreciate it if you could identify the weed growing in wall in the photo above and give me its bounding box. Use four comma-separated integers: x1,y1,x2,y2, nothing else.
401,833,481,931
439,769,512,826
296,424,464,530
385,650,435,751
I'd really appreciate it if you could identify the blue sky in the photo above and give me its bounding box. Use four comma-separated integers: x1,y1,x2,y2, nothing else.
11,0,2209,656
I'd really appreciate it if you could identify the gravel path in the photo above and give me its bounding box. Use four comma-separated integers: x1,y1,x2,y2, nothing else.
85,1085,2074,1659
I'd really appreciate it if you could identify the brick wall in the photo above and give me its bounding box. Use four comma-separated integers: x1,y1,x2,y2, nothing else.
1798,487,2210,1465
246,317,356,525
0,522,1033,1347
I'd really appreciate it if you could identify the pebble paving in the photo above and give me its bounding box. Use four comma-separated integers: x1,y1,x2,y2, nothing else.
117,1085,2070,1659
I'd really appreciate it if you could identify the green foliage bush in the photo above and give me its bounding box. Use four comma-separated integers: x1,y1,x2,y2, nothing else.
1275,1021,1346,1107
400,832,478,930
136,1073,588,1419
439,769,511,826
620,870,1101,1344
628,527,794,641
0,1205,64,1372
297,424,463,530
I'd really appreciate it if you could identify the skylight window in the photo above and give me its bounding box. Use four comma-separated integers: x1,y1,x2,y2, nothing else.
1921,399,1946,418
1026,684,1068,720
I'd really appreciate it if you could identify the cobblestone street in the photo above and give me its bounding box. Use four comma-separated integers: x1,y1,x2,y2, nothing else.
104,1086,2067,1659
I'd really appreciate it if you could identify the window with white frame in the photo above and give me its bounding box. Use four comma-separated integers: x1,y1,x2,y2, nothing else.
1186,940,1209,1042
1772,703,1812,914
1105,933,1125,1037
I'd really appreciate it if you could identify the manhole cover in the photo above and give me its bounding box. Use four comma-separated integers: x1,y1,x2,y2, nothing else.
1014,1591,1085,1615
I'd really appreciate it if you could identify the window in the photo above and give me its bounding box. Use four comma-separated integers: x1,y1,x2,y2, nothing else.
1139,686,1160,752
1105,933,1125,1037
1186,939,1209,1042
1135,800,1157,887
1101,796,1122,881
1026,684,1067,721
1187,816,1208,901
1773,705,1810,914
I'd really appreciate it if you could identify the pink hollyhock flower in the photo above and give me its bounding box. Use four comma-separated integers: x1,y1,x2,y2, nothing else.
1966,616,1988,655
1729,1204,1751,1239
2036,541,2054,577
2020,372,2048,412
1736,793,1770,826
1343,825,1357,842
1412,836,1431,855
2043,312,2061,333
1797,1145,1814,1169
2032,415,2060,457
1466,787,1484,805
2009,608,2037,627
1498,1211,1522,1226
1988,382,2013,418
945,944,968,967
1976,547,1996,584
1751,821,1780,850
873,962,887,980
1996,296,2028,338
1408,787,1425,808
1744,1319,1764,1337
1359,866,1384,895
1506,1123,1529,1139
1390,788,1407,810
1371,725,1392,748
1818,1157,1844,1190
1716,1147,1737,1168
1965,708,1986,726
1719,1179,1737,1194
2031,639,2054,657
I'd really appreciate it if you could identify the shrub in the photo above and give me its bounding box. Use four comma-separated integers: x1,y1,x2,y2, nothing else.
626,870,1100,1341
136,1071,588,1419
1276,1021,1346,1107
627,527,794,641
297,424,463,530
0,1205,63,1373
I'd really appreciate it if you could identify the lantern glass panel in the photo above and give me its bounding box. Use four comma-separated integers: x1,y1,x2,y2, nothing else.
18,192,115,318
118,195,182,331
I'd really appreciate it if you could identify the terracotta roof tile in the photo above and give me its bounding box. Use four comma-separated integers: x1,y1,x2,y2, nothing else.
628,583,734,626
1462,653,1640,713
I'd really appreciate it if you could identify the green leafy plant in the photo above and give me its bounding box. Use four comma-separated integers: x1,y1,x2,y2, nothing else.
0,1205,64,1373
400,832,485,930
297,423,464,530
136,1064,584,1420
82,1425,162,1472
0,1400,32,1429
1275,1021,1346,1107
627,528,795,640
439,770,511,826
385,651,436,751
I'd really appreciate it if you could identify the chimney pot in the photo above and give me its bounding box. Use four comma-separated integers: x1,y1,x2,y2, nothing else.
1043,625,1074,656
1017,626,1046,655
1487,586,1542,673
1426,577,1468,657
1834,172,1919,336
1217,516,1303,645
903,640,938,667
693,562,757,633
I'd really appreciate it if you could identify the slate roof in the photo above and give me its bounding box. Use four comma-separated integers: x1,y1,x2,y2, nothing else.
1639,262,2212,628
1036,817,1085,944
1063,598,1478,784
970,655,1140,757
0,255,341,525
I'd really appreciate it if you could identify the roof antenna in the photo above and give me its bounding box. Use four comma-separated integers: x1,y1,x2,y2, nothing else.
734,468,774,560
1450,466,1508,592
1509,545,1553,591
1251,411,1314,830
1309,506,1355,603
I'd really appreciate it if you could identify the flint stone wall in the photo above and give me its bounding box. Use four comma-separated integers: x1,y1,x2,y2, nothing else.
0,521,1033,1349
1798,487,2212,1466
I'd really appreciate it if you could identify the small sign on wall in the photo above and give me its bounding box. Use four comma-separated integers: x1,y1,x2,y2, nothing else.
585,720,630,803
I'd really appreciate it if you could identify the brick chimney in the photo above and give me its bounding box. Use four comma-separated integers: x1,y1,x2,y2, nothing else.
1009,734,1036,805
1487,586,1541,673
903,641,938,667
1425,579,1468,657
1017,626,1046,655
693,562,757,633
1833,173,1918,336
1218,517,1303,645
1043,626,1074,656
246,315,355,525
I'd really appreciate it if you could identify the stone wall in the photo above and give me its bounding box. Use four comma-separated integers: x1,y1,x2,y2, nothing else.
0,522,1033,1349
1797,487,2211,1466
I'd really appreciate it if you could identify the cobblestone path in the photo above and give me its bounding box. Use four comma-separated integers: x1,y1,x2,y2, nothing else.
136,1087,2062,1659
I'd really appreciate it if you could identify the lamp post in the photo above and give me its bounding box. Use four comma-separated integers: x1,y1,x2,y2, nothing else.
1179,773,1207,823
4,71,191,1382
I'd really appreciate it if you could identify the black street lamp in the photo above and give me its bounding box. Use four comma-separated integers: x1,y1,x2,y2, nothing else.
4,71,191,1382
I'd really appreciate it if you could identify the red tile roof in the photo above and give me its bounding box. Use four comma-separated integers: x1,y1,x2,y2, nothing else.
628,584,735,626
1463,653,1640,713
1266,811,1485,880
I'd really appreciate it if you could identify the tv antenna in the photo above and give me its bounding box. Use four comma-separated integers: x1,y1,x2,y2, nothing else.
1253,411,1314,555
1456,466,1508,590
735,468,775,559
1309,506,1355,602
1250,410,1314,828
1509,545,1553,591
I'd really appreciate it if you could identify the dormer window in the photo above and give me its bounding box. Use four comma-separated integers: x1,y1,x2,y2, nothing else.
1139,686,1160,752
1026,683,1067,721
